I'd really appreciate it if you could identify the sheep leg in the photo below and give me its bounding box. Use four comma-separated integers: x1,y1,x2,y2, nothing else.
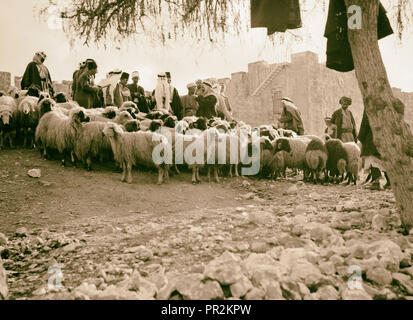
0,134,3,149
121,162,127,183
229,165,233,178
207,166,211,183
157,167,164,185
126,163,133,184
164,166,170,182
214,166,220,183
235,164,239,177
192,167,197,184
86,157,92,171
196,167,201,183
174,164,181,175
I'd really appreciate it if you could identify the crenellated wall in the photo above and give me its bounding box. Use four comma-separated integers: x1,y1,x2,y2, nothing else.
222,51,413,136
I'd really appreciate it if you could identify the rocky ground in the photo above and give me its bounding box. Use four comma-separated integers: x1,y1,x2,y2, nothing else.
1,149,413,300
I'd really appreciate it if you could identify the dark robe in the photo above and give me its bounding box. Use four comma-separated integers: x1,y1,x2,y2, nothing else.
128,83,149,113
331,107,357,142
74,70,98,109
324,1,393,72
196,94,218,119
21,61,54,96
251,0,301,35
170,87,183,120
358,111,381,158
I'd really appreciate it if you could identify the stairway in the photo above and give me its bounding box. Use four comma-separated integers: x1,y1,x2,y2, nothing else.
251,63,288,97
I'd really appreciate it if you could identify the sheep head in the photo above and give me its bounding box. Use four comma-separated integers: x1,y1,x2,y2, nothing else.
149,119,163,132
116,111,133,125
39,98,56,116
54,92,68,103
0,110,12,125
124,120,140,132
103,107,118,119
71,109,89,125
163,116,176,128
260,136,273,151
274,138,291,153
195,117,208,131
103,123,123,139
120,101,138,112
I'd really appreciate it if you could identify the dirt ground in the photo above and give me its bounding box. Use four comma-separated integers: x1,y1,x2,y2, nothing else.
0,149,412,300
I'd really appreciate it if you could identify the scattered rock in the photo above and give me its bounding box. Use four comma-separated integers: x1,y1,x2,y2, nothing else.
244,287,265,300
341,288,372,300
15,227,28,236
203,251,243,285
27,169,41,178
319,261,335,276
367,240,403,272
314,285,339,300
366,267,392,286
63,242,82,252
371,214,387,231
250,241,270,253
230,276,253,299
265,281,285,300
286,185,298,194
290,260,325,289
392,273,413,295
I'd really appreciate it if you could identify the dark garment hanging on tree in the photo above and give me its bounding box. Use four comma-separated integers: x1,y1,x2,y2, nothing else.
324,0,393,72
251,0,302,35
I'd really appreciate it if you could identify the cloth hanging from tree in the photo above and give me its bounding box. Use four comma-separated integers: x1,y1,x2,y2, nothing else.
250,0,302,35
324,0,393,72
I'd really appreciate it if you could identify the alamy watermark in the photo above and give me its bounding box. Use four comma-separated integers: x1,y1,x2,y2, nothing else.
48,264,64,291
151,128,262,176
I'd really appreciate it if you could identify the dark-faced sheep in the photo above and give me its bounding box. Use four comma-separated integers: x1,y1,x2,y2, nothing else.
305,137,328,184
325,138,348,184
273,137,308,172
103,122,171,184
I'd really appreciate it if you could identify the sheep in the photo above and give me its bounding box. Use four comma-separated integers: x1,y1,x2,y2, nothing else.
102,122,171,185
305,137,328,184
119,101,138,118
54,92,69,103
35,108,89,165
273,138,308,173
0,96,18,148
73,121,113,170
258,136,278,179
124,119,140,132
343,142,361,185
114,111,134,126
277,128,298,138
102,106,119,119
325,138,348,184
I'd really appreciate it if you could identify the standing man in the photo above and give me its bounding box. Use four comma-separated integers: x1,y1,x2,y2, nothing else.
97,68,122,106
196,81,218,119
166,72,183,120
128,71,149,113
21,51,54,97
331,96,357,143
113,72,131,107
181,83,199,117
279,97,305,135
154,73,171,112
74,60,99,108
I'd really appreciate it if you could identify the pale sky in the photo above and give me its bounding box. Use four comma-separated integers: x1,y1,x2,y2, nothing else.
0,0,412,94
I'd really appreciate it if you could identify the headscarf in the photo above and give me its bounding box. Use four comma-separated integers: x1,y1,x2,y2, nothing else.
155,74,171,111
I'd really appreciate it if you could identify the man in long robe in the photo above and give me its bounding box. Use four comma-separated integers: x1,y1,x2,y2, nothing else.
181,83,199,117
128,71,149,113
166,72,183,120
279,97,304,135
154,73,171,112
331,96,357,143
21,51,54,96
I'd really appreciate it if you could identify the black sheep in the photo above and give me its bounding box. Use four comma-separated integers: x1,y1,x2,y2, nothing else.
325,138,348,183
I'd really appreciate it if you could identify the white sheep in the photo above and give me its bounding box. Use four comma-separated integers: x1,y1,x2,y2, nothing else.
35,108,89,165
102,122,171,184
273,137,308,172
73,121,114,170
343,142,361,185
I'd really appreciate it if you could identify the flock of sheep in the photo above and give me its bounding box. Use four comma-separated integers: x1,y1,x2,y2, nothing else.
0,88,361,186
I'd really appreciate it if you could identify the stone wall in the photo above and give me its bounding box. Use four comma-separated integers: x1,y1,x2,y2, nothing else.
0,72,11,92
223,51,413,136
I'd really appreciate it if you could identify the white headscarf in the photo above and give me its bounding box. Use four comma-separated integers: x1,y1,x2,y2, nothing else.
155,76,171,111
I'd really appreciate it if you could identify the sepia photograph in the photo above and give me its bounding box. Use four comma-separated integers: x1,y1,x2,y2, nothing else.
1,0,413,306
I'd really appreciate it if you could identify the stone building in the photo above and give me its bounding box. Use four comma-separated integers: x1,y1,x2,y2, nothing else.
220,51,413,136
0,72,11,92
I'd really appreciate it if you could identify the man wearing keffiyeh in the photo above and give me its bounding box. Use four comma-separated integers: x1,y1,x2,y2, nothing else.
21,51,54,97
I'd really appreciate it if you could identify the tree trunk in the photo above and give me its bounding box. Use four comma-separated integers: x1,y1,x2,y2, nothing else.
345,0,413,230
